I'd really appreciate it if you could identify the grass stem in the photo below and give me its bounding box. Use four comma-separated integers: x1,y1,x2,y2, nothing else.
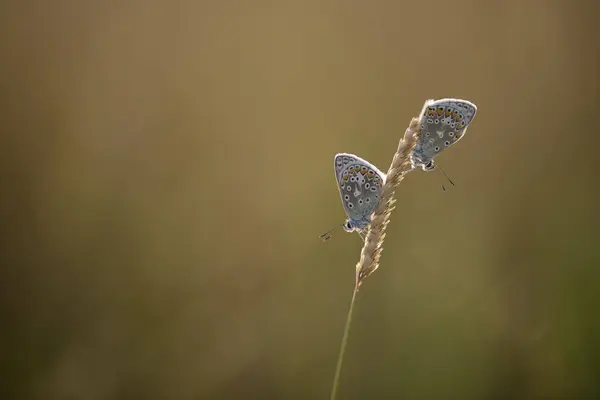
329,283,358,400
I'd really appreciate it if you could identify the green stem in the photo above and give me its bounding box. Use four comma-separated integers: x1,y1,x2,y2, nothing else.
330,284,358,400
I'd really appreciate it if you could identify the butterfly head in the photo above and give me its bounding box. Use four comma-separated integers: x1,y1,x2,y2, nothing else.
343,219,355,232
343,218,369,233
422,160,436,172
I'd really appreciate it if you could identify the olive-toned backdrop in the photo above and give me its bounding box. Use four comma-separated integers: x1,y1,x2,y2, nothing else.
1,0,598,398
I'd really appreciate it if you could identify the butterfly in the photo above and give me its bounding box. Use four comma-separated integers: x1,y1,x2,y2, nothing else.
320,153,386,241
411,98,477,173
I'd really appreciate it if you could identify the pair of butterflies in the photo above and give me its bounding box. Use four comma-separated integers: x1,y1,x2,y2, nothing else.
325,98,477,239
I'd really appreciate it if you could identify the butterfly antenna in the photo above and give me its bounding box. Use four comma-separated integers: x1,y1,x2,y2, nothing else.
436,164,455,192
319,226,338,242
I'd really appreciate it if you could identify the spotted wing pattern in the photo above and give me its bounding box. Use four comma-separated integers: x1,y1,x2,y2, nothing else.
411,98,477,170
334,153,386,230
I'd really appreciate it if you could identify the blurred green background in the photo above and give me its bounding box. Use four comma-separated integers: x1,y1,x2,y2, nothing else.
1,0,598,399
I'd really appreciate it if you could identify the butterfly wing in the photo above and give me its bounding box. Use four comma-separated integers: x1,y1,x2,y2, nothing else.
412,98,477,169
334,153,386,228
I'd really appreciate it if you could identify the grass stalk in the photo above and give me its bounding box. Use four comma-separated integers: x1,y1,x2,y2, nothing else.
329,283,358,400
329,104,424,400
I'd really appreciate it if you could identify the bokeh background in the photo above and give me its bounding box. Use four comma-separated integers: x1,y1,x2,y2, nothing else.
1,0,598,399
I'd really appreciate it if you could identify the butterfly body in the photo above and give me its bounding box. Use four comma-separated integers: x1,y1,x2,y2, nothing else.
334,153,386,233
411,98,477,171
